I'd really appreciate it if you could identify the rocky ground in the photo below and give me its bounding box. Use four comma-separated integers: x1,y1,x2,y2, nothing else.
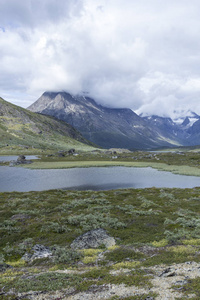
2,261,200,299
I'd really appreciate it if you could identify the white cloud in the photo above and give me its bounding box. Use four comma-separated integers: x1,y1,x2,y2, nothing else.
0,0,200,118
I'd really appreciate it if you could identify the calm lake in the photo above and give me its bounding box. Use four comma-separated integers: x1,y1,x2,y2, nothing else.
0,155,38,162
0,165,200,192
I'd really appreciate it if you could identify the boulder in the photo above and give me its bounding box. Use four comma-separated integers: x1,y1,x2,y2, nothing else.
21,244,52,262
71,228,115,249
9,155,33,166
17,155,26,161
58,152,65,157
9,161,17,167
68,148,75,154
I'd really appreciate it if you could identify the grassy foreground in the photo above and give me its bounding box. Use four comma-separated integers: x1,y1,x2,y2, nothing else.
1,187,200,299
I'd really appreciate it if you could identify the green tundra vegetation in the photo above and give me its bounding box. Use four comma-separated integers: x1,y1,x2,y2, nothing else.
1,186,200,298
1,140,200,298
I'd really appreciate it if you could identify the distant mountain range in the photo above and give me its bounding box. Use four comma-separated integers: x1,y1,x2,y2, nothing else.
0,97,94,152
142,114,200,146
28,91,200,150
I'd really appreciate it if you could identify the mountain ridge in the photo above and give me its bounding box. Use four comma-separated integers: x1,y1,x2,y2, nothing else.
28,91,183,150
142,113,200,147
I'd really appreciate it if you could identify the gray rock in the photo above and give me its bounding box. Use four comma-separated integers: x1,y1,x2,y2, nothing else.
17,155,26,161
9,161,16,167
9,156,33,167
159,267,176,277
22,244,52,262
71,228,115,249
21,253,32,262
58,152,65,157
68,148,75,154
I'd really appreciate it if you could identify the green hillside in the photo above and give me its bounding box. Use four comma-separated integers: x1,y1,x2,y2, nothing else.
0,97,96,154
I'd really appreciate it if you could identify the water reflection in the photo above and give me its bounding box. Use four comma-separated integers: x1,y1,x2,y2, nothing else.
0,166,199,192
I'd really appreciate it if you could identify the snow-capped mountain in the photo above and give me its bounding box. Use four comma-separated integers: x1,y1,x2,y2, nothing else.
173,111,200,129
28,91,200,149
141,112,200,146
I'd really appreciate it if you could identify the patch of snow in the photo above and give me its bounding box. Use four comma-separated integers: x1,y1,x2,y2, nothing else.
174,117,198,128
173,118,184,125
188,118,198,126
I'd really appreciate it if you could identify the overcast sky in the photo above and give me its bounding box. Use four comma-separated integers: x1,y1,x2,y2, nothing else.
1,0,200,118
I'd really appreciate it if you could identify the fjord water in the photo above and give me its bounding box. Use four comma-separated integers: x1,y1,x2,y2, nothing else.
0,166,200,192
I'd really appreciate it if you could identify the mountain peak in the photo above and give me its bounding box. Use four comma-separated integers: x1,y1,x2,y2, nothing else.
28,91,184,149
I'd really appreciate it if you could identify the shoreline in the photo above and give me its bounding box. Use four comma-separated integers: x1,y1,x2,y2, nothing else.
24,160,200,177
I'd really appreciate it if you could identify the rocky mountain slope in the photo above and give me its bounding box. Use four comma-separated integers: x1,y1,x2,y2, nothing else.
28,92,182,150
0,97,94,153
142,113,200,147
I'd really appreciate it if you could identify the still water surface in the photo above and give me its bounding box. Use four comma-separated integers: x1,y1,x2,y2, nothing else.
0,155,38,162
0,166,199,192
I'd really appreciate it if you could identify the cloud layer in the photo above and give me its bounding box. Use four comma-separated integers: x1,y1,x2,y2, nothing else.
1,0,200,117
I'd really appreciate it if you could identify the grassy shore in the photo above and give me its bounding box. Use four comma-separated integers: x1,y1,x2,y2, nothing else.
2,145,200,176
25,159,200,176
7,148,197,177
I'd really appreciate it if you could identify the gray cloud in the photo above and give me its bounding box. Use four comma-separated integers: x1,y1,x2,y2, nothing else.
0,0,83,28
1,0,200,118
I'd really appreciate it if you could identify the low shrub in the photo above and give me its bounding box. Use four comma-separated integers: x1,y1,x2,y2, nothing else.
6,259,26,267
164,229,190,244
104,247,144,263
168,245,196,254
0,220,20,234
67,213,126,231
52,246,82,264
0,253,5,264
151,239,168,247
81,248,103,264
112,261,140,270
183,238,200,245
41,222,71,234
159,191,175,200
